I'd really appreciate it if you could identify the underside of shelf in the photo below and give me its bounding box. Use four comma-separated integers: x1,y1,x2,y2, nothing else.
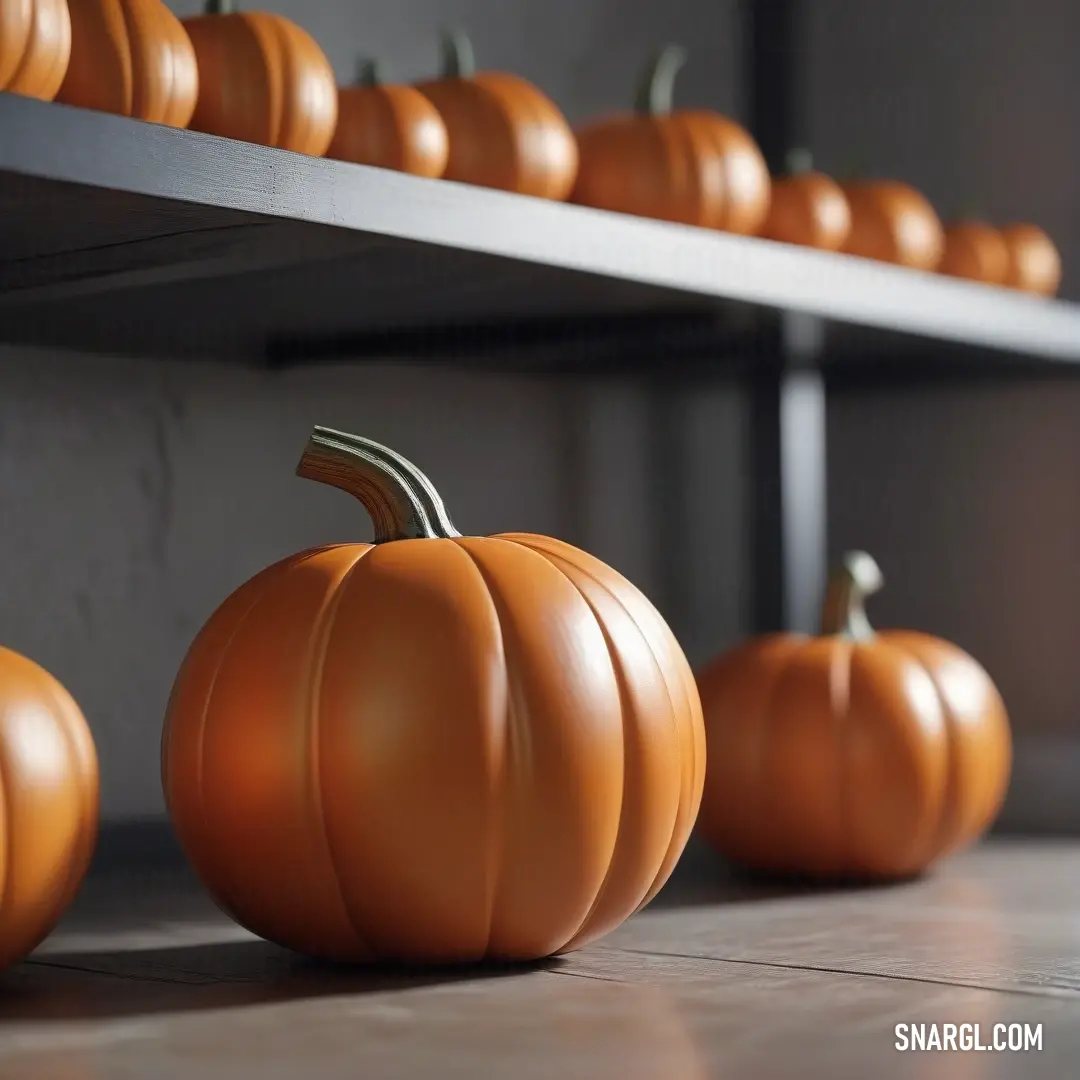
2,94,1080,375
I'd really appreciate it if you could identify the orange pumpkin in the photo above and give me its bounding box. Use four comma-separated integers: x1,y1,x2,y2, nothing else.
57,0,198,127
327,59,449,178
0,645,98,970
572,45,771,234
0,0,71,101
415,29,577,199
696,552,1011,881
1000,223,1062,297
938,221,1010,285
182,0,337,156
162,428,705,965
841,181,945,271
760,154,851,250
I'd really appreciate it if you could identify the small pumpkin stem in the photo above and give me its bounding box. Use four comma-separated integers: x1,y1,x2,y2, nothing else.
356,59,384,88
634,44,687,116
441,28,476,78
296,427,462,543
819,551,884,642
785,148,814,175
205,0,235,13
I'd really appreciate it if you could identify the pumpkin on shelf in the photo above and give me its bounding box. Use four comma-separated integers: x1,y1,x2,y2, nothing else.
759,150,851,251
696,551,1011,881
56,0,198,128
182,0,337,156
840,180,945,271
0,645,99,970
414,29,578,199
0,0,71,101
938,220,1010,285
327,59,449,178
1000,223,1061,297
162,427,705,965
572,44,770,234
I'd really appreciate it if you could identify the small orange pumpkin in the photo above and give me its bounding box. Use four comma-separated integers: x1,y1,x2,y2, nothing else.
1000,223,1062,297
696,552,1011,881
327,59,449,178
760,152,851,250
572,45,770,234
57,0,198,127
415,29,578,199
182,0,337,156
0,0,71,101
841,180,945,271
163,428,705,964
0,645,99,970
938,221,1010,285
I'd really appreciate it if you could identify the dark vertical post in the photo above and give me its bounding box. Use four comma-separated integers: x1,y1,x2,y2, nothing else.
744,0,828,634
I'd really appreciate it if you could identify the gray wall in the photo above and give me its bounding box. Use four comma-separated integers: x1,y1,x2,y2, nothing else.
2,1,1080,831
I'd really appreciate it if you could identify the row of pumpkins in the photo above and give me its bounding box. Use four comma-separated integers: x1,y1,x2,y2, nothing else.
2,427,1011,970
3,1,1063,296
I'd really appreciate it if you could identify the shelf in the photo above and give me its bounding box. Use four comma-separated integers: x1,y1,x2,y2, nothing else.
2,92,1080,369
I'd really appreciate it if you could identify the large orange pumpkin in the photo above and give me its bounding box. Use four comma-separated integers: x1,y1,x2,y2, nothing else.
0,0,71,101
327,59,449,178
1000,223,1061,297
162,427,705,964
938,221,1010,285
57,0,198,127
572,44,771,234
182,0,337,156
760,153,851,250
414,29,578,199
841,181,945,271
0,645,99,970
696,552,1011,881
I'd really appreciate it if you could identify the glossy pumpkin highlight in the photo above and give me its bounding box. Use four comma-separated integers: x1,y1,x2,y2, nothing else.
938,221,1009,285
572,45,770,234
162,428,705,964
0,0,71,101
761,166,851,251
57,0,198,127
841,181,945,271
183,0,337,156
1001,223,1061,297
415,29,578,199
328,59,449,178
0,645,99,970
696,552,1011,880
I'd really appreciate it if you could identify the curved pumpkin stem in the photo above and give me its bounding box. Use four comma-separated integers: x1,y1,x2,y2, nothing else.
785,148,815,175
356,59,385,88
205,0,236,14
634,44,687,116
441,28,476,79
296,427,462,543
819,551,884,642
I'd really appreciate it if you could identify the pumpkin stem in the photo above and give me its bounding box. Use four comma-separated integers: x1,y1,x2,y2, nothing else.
785,148,815,175
634,44,687,116
819,551,884,641
205,0,235,14
297,428,462,543
356,59,384,88
956,198,983,221
441,28,476,79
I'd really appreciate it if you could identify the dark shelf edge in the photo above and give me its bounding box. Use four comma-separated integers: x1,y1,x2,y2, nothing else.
3,94,1080,365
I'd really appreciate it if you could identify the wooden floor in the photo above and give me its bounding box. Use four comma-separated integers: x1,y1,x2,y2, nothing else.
1,837,1077,1078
